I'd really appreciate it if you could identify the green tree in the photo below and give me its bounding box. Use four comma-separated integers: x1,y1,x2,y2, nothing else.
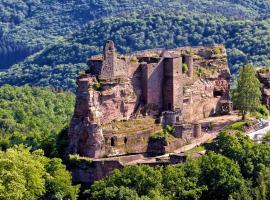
0,146,79,200
262,131,270,144
162,161,207,200
199,152,247,200
0,85,75,157
0,146,45,200
89,165,163,199
232,64,261,120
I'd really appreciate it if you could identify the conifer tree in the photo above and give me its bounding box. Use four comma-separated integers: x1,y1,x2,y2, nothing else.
232,64,261,120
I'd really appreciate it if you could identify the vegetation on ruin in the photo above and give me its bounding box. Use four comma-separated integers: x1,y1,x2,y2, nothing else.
262,131,270,144
182,63,188,74
149,125,176,142
251,104,270,119
0,85,75,157
93,81,102,91
232,64,262,120
86,130,270,200
102,118,162,135
68,154,94,168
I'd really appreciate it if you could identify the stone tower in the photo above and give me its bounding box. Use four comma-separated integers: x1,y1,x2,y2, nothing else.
99,40,117,80
163,55,183,111
99,40,127,80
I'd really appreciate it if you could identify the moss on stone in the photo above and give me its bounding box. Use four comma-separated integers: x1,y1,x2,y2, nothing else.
93,81,101,91
213,46,223,55
182,63,188,74
69,154,94,169
130,56,138,64
102,118,162,135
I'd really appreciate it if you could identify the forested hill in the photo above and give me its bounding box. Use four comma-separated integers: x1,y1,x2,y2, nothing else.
1,12,269,91
0,0,270,69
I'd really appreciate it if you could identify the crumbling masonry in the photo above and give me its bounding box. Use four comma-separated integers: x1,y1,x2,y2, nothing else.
68,40,231,158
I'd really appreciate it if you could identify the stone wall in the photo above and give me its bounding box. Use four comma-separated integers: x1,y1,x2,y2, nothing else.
69,41,230,158
258,72,270,109
99,40,127,80
142,61,164,114
163,57,183,111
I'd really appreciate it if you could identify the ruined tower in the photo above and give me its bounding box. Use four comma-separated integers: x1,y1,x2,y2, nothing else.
99,40,127,80
163,54,183,111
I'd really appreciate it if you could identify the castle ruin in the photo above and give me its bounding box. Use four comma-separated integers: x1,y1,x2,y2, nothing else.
68,40,231,159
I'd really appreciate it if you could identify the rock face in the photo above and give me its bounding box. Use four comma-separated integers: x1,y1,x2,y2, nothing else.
258,71,270,109
68,41,231,158
69,76,106,158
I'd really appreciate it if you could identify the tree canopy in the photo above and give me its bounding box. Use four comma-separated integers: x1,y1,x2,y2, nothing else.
0,85,75,157
0,145,79,200
232,64,262,120
0,13,269,91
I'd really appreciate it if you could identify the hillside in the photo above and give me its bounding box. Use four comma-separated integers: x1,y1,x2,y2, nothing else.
0,0,270,69
0,85,75,157
1,12,269,91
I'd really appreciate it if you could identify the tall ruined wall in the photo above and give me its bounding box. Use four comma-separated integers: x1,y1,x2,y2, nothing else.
180,46,230,121
258,71,270,109
99,40,127,80
142,61,164,115
163,56,183,111
69,41,230,158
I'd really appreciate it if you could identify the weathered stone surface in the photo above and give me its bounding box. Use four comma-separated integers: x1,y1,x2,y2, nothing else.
68,41,231,158
258,72,270,109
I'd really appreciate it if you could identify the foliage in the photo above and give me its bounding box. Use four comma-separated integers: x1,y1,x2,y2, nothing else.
0,145,79,200
224,120,255,132
88,165,163,200
232,64,262,120
251,104,270,119
1,0,268,69
149,131,166,141
0,85,75,157
149,125,175,141
68,154,93,168
262,131,270,144
198,152,245,200
1,13,270,90
205,131,270,189
89,131,270,199
88,152,248,200
163,125,175,138
93,81,102,91
182,63,188,74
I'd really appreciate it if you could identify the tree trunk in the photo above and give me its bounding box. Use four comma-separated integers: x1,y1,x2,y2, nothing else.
242,111,246,121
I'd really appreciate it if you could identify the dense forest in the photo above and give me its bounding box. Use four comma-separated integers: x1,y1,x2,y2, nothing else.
0,85,79,199
0,85,75,157
0,0,270,69
0,12,269,91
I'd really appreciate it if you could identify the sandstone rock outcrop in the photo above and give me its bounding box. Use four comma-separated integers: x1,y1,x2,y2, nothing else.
68,41,231,158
